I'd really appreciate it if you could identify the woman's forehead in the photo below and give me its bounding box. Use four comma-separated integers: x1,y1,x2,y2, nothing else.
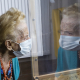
17,22,28,32
61,17,79,31
15,22,29,41
61,16,78,24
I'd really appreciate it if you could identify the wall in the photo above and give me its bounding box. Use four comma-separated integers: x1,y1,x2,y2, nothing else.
0,0,30,28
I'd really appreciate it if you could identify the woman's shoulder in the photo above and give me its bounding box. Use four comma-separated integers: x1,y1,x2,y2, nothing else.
12,57,20,79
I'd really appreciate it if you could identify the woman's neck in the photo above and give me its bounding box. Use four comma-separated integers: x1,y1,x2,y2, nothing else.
0,51,11,64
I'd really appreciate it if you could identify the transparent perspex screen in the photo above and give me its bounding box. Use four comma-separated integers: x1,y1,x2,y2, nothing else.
30,0,80,80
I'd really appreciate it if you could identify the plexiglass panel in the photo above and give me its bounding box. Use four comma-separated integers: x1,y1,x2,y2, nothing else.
30,0,80,80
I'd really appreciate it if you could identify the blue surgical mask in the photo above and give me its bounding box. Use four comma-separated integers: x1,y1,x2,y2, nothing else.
13,39,32,57
59,35,80,51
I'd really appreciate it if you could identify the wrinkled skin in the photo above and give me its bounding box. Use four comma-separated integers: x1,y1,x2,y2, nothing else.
60,15,80,59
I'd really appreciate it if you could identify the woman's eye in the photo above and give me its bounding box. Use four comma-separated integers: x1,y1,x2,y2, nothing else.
21,35,23,38
64,31,73,35
68,33,73,35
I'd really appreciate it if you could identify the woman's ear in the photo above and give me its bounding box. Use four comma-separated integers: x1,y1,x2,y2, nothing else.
5,40,12,51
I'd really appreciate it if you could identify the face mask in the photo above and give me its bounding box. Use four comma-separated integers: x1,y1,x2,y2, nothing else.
13,39,32,57
59,35,80,51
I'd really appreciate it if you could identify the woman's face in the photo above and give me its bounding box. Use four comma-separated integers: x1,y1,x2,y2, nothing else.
11,21,29,51
60,16,80,36
4,21,29,58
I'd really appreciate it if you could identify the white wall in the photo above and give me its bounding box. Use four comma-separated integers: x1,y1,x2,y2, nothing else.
0,0,29,29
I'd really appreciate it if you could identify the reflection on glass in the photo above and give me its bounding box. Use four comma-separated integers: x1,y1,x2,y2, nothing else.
55,3,80,80
31,0,80,80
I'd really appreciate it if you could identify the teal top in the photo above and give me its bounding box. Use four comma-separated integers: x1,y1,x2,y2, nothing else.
55,47,79,77
56,47,78,72
0,57,20,80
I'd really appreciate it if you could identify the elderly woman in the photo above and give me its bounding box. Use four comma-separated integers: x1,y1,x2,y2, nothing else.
56,3,80,73
0,8,32,80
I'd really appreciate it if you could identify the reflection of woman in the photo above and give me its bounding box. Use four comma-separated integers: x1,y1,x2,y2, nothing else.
0,8,32,80
56,3,80,73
